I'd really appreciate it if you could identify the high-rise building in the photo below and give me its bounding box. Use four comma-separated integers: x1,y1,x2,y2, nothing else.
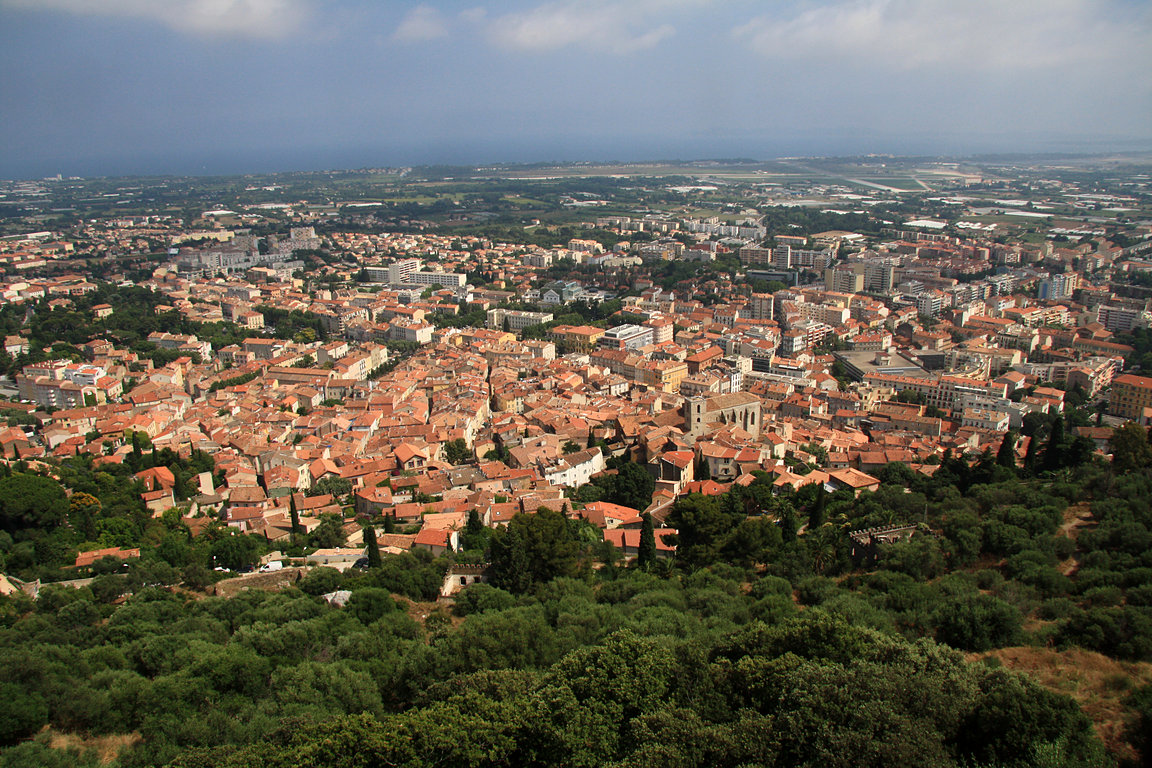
824,263,865,294
748,293,774,321
1037,273,1077,300
864,261,896,293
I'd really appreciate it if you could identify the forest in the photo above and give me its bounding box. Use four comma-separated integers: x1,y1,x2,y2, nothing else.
2,420,1152,766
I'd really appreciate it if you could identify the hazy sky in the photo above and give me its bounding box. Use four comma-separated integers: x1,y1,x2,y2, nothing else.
2,0,1150,178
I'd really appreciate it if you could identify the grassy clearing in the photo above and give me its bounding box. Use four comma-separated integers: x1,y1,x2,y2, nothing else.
973,646,1152,762
46,730,142,765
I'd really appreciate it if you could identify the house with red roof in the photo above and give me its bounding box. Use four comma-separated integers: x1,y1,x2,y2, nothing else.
413,527,459,556
75,546,139,569
577,501,642,529
603,528,677,559
826,467,881,497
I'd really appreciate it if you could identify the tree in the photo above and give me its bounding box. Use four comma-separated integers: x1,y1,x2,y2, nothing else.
1043,416,1065,472
68,491,102,541
210,532,263,571
895,389,926,405
129,430,143,472
488,524,532,594
310,513,348,549
466,508,484,538
935,593,1022,652
0,474,69,535
309,476,352,499
0,682,48,745
605,461,655,511
956,670,1105,767
1111,422,1152,473
289,493,302,545
668,493,737,569
637,512,656,569
452,583,516,616
459,508,488,553
1127,684,1152,768
996,430,1018,469
364,525,382,569
780,505,799,544
298,566,344,596
346,588,397,624
1024,434,1040,475
1021,411,1048,437
808,486,827,530
444,438,472,465
695,453,712,482
488,508,581,592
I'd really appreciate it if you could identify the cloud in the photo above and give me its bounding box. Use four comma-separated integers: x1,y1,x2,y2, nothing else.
393,5,449,42
476,0,693,54
734,0,1152,71
1,0,313,39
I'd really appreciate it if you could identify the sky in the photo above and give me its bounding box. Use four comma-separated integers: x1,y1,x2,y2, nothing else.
2,0,1151,178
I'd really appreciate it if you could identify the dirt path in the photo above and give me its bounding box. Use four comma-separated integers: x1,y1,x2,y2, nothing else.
1059,502,1095,576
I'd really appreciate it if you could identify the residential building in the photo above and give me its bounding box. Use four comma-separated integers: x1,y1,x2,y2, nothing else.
1110,373,1152,422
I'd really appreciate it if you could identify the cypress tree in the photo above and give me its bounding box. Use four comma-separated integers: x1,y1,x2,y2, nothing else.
364,525,382,569
996,430,1017,469
637,512,656,569
780,506,798,544
696,454,712,482
466,508,483,537
1043,417,1065,472
383,511,395,534
289,493,301,544
1024,434,1040,474
809,486,827,530
129,431,142,471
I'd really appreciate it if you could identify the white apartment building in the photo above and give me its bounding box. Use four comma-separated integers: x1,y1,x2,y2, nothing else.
388,258,420,283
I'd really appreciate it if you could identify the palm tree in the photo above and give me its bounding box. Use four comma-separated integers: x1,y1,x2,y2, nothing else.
810,539,836,575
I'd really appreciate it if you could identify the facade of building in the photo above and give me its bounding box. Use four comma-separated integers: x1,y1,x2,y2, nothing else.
486,308,554,333
1097,304,1147,333
388,258,420,284
597,324,654,351
1109,373,1152,422
686,392,762,438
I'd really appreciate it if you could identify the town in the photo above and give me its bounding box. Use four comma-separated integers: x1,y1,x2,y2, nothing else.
0,158,1150,578
2,156,1152,766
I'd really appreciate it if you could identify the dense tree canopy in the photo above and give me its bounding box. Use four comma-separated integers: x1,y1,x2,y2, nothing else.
0,389,1150,765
